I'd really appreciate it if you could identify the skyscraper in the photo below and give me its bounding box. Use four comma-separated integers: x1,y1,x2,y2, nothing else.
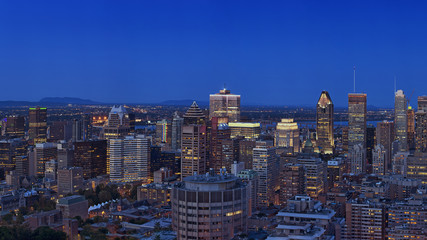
209,117,231,172
29,107,47,143
415,111,427,153
172,171,249,240
394,90,408,151
155,119,171,145
181,102,207,178
417,96,427,112
102,105,130,140
275,119,300,153
109,135,151,183
252,141,278,207
348,93,367,149
349,143,365,174
209,88,241,122
5,116,25,138
376,121,394,172
316,91,334,154
372,144,386,175
171,112,184,151
73,140,107,179
57,167,83,197
407,106,416,150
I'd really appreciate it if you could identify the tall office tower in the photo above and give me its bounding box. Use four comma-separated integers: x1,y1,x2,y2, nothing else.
29,107,47,143
15,156,29,176
327,158,345,190
270,196,335,239
57,167,83,197
418,96,427,111
349,143,365,174
229,122,260,139
394,90,408,151
280,164,305,204
239,139,256,169
221,138,240,171
109,135,151,183
49,121,72,141
102,105,130,139
181,102,207,178
72,119,84,142
172,171,249,240
44,159,57,181
275,119,300,153
5,116,25,138
342,126,349,152
348,93,367,149
345,199,386,240
407,106,416,150
372,144,386,175
366,125,376,166
236,169,258,213
415,111,427,152
57,141,74,169
298,156,326,198
171,112,183,151
0,138,27,172
376,121,394,172
209,88,241,122
33,142,57,177
316,91,334,154
210,117,231,172
392,152,409,175
155,119,171,145
73,140,107,179
253,141,278,207
407,152,427,184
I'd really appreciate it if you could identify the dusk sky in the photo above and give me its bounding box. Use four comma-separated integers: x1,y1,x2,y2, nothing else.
1,1,427,107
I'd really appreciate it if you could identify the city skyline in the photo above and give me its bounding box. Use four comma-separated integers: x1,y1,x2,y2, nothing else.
1,1,427,106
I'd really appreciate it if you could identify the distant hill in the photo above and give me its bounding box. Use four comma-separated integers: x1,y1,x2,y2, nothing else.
40,97,100,105
159,99,209,106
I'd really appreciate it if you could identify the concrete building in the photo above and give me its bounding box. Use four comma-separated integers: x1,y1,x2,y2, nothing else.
228,122,260,140
268,195,335,239
349,143,365,174
376,121,394,173
33,142,57,177
298,156,326,198
56,195,88,220
172,170,249,240
57,167,83,197
280,163,305,204
236,169,258,212
372,144,386,175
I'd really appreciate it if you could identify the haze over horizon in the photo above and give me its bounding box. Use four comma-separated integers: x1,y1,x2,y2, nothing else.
1,1,426,107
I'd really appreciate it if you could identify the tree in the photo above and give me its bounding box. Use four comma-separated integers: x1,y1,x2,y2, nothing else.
32,226,66,240
98,190,112,203
2,213,13,225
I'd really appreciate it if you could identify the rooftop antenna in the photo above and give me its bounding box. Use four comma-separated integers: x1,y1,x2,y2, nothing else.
394,76,396,94
353,65,356,93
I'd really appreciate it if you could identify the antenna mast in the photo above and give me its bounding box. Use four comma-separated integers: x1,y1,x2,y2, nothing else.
353,65,356,92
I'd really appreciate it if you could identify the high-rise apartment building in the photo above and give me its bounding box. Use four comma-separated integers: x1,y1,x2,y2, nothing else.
29,107,47,143
348,93,367,149
171,112,184,151
275,119,300,153
253,141,278,207
181,102,207,178
316,91,334,154
73,140,107,179
209,88,241,122
172,171,249,240
345,199,386,240
109,135,151,183
395,90,408,151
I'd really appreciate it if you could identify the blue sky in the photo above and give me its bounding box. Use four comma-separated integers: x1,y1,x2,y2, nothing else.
0,1,426,107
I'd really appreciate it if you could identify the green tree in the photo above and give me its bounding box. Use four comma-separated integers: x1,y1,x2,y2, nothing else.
98,190,112,203
32,226,66,240
2,213,13,225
